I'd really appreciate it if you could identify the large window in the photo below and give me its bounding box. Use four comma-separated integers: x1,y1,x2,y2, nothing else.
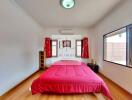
76,40,82,57
104,28,126,65
52,40,58,57
103,24,132,68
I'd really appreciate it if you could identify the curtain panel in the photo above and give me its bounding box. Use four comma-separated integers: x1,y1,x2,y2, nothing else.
81,37,89,58
44,38,52,58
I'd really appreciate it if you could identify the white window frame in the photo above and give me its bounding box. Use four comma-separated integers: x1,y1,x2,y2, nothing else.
76,40,82,57
52,40,58,57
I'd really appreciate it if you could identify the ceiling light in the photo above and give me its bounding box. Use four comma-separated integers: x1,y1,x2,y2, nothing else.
60,0,75,9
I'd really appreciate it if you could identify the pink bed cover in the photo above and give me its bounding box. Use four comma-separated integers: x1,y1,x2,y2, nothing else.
31,60,113,100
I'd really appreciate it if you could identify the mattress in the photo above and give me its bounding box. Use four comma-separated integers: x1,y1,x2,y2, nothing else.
31,60,112,100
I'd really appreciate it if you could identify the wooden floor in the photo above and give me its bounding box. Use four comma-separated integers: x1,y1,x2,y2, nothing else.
0,70,132,100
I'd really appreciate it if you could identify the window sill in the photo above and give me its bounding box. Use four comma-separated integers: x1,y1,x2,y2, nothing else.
103,60,132,68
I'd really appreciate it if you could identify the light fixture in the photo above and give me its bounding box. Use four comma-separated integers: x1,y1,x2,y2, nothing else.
60,0,75,9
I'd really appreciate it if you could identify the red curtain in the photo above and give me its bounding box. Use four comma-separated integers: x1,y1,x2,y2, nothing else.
44,38,52,58
81,37,89,58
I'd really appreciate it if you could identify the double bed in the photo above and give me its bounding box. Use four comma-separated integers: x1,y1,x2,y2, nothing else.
31,60,112,100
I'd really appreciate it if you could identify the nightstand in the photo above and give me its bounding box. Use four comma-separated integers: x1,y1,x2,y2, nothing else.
87,63,99,73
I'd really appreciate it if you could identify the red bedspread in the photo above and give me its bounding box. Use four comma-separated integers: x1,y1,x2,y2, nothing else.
31,60,112,100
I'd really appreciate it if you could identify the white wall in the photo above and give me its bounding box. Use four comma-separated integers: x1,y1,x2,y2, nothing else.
93,0,132,93
40,27,95,66
0,0,43,95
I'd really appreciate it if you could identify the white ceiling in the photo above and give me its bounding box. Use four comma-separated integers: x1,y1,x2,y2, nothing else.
15,0,122,28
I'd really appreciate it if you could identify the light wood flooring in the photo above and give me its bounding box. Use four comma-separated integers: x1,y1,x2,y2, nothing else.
0,70,132,100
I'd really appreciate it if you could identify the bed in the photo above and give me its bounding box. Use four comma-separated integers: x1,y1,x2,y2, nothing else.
31,60,112,100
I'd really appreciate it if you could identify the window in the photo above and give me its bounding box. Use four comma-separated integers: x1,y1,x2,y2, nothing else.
52,40,58,57
103,24,132,68
76,40,82,57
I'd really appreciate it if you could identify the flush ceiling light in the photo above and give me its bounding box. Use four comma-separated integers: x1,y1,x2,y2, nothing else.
60,0,75,9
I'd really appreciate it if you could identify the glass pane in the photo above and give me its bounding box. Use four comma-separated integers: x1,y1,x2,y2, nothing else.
77,46,81,56
104,28,126,65
52,41,57,45
52,46,56,56
77,41,81,45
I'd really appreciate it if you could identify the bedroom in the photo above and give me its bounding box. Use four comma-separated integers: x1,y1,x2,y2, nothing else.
0,0,132,100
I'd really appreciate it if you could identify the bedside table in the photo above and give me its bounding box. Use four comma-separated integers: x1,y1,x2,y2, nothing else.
87,63,99,73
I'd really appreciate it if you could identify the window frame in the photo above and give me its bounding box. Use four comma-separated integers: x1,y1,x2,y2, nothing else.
75,40,82,57
103,25,132,68
126,24,132,68
51,40,58,57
